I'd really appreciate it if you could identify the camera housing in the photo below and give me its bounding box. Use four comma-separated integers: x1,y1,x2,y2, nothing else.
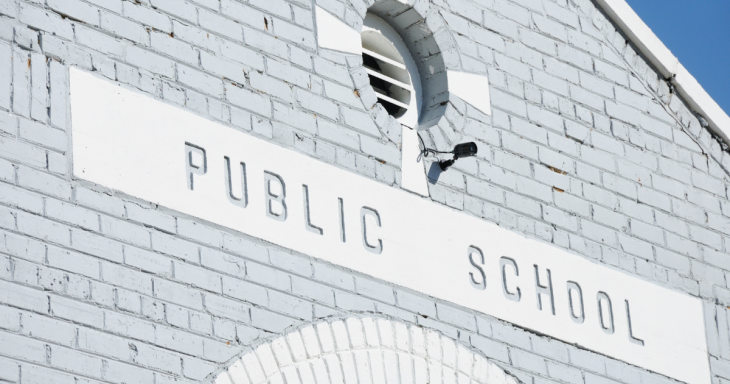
439,142,478,171
453,142,478,159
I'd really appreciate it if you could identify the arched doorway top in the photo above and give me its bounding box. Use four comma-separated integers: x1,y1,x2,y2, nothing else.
211,316,520,384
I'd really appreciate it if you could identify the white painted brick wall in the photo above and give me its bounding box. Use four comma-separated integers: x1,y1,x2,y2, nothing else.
0,0,728,382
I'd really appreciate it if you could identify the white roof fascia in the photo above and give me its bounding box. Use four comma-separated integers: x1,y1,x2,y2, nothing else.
595,0,730,142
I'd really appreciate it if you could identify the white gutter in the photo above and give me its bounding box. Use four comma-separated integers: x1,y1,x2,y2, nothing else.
595,0,730,142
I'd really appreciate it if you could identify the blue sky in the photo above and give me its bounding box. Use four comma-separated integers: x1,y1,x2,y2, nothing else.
625,0,730,115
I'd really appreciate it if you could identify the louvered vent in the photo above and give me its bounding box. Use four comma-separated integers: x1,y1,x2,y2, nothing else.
361,14,420,126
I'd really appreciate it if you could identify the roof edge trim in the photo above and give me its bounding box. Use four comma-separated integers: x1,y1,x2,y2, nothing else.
595,0,730,142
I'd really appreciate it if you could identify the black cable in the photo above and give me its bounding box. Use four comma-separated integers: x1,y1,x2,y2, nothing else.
416,131,451,161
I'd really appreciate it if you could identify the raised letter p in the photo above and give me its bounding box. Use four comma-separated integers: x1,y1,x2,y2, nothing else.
185,143,207,190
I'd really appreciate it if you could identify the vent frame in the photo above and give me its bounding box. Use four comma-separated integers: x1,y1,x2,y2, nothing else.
361,13,422,129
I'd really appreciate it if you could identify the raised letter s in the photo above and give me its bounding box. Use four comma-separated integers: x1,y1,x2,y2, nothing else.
468,246,486,291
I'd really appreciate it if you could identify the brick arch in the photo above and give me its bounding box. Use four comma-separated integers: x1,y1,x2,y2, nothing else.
210,316,519,384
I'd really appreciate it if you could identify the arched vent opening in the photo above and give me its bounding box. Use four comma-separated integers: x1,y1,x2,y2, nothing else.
361,13,422,128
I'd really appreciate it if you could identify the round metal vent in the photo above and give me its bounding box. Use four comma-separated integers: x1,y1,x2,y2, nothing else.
361,14,421,128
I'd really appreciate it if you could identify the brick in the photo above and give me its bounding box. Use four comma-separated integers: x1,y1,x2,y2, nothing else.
122,1,170,30
223,234,269,263
396,290,436,317
251,307,299,333
28,53,48,123
692,170,725,196
102,311,153,341
436,303,476,331
244,27,288,59
77,328,129,360
512,348,548,375
0,280,47,314
102,261,153,294
125,246,172,276
268,290,312,320
50,295,103,328
318,120,359,149
221,0,266,30
47,60,68,131
595,60,629,88
104,360,155,383
17,212,70,246
19,3,74,40
0,103,18,136
0,205,15,231
0,182,43,214
70,229,123,262
0,137,46,171
202,247,245,278
46,199,99,230
126,202,176,232
502,132,538,161
149,0,197,22
334,290,375,312
101,12,149,45
491,89,527,117
134,343,182,374
154,278,203,310
226,83,272,117
651,174,686,198
179,65,225,97
269,250,311,276
150,32,197,64
1,331,49,365
292,276,334,305
689,225,722,249
50,345,103,377
585,373,621,384
198,9,243,40
247,261,291,291
266,58,310,88
1,231,47,264
273,18,315,48
0,48,9,110
47,246,100,279
251,72,295,103
547,361,583,384
48,0,100,25
18,167,71,200
354,277,394,304
223,276,267,306
312,262,353,290
533,14,567,42
343,108,382,137
313,57,351,85
581,220,618,247
0,356,18,382
0,304,19,331
506,191,542,216
126,46,176,78
637,186,671,211
478,10,515,38
206,294,251,322
515,176,553,203
175,261,222,293
100,215,150,247
495,53,531,82
603,173,637,199
568,346,605,374
543,205,578,231
296,89,339,120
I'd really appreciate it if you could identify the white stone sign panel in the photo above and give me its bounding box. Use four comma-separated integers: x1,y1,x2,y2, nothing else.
70,68,710,384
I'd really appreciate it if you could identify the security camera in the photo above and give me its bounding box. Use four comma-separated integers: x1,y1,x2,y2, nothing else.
439,142,478,171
